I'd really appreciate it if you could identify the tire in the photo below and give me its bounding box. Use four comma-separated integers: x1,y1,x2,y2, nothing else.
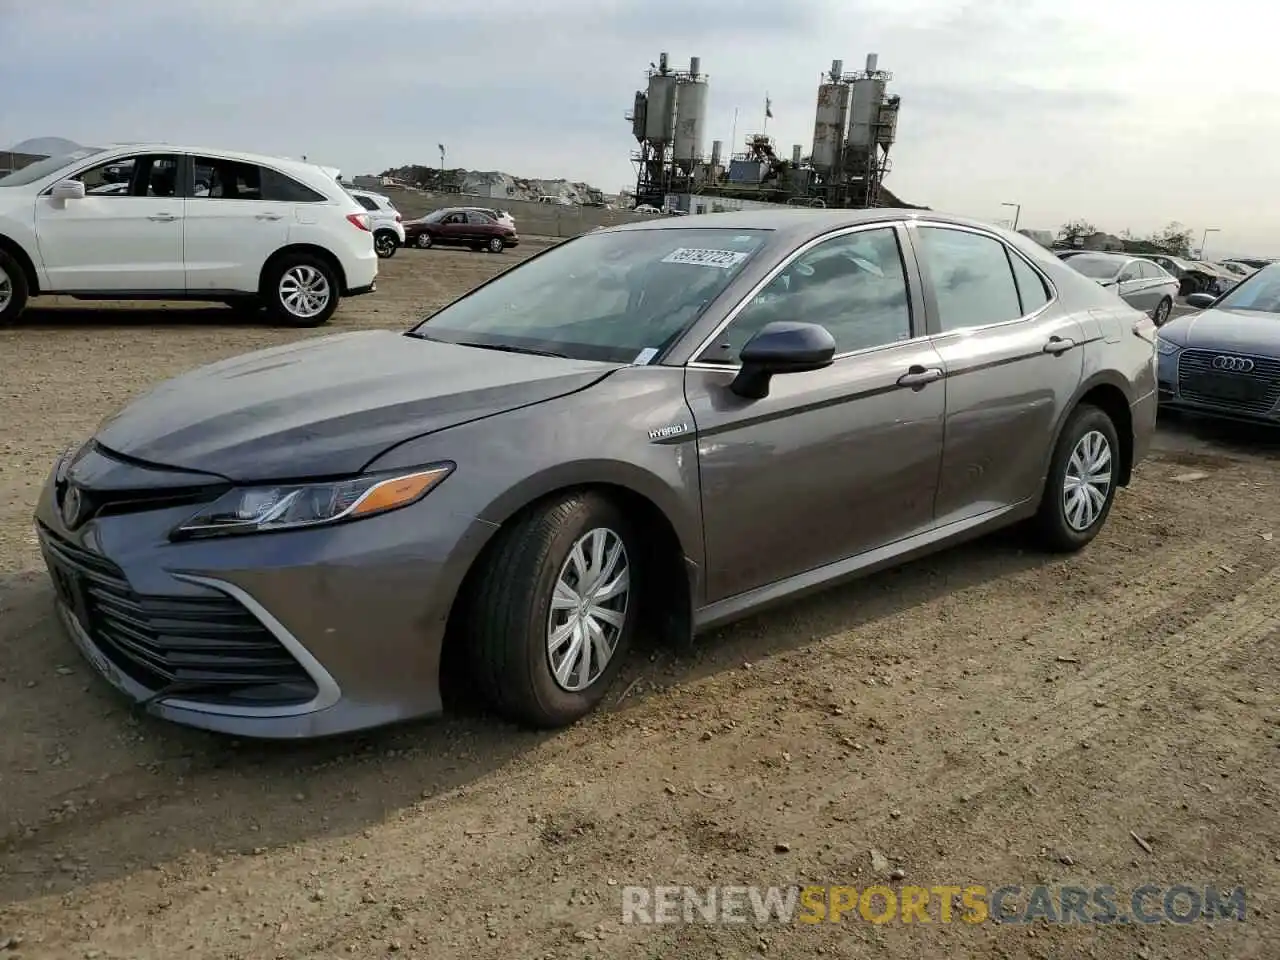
0,248,30,326
1033,404,1120,553
415,233,433,249
374,231,398,259
486,236,505,254
468,491,639,728
263,253,340,328
1152,297,1172,327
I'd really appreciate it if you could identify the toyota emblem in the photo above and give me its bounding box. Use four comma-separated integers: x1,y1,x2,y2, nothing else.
1211,355,1255,373
61,485,84,528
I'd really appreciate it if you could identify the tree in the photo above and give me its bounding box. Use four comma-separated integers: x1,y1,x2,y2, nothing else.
1147,221,1193,258
1057,219,1097,247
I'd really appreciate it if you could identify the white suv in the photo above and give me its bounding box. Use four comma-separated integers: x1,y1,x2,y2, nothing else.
348,188,405,259
0,144,378,327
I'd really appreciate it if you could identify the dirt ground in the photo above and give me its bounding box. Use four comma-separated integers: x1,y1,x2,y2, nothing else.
1,245,1279,959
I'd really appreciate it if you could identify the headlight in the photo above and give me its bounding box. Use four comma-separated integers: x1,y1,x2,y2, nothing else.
172,464,453,539
1156,339,1181,356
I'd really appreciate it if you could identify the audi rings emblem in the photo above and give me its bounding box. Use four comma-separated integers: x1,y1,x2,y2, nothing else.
1211,355,1255,373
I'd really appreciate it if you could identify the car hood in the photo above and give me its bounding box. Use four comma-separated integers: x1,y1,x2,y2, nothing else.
1160,307,1280,354
94,330,615,482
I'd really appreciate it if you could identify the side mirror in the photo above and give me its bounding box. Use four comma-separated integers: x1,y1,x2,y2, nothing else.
730,321,836,399
1185,292,1216,310
50,180,86,201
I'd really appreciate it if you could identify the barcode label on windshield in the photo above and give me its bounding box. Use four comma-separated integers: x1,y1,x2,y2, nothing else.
661,247,749,269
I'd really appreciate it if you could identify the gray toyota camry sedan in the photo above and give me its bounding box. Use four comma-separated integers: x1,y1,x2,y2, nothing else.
35,210,1158,739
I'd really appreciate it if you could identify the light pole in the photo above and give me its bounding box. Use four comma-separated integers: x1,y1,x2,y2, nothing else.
1200,227,1219,261
438,143,446,190
1001,202,1021,231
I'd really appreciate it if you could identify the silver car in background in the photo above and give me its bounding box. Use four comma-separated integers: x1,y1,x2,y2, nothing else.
1065,253,1179,326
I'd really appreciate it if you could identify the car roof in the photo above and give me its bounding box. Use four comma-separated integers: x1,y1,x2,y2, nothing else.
600,208,1033,246
96,142,333,178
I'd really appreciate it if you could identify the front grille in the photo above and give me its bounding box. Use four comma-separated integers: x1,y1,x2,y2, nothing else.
39,525,317,707
1177,349,1280,416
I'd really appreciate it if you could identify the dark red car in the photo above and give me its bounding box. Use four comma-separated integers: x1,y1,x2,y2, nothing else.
403,208,518,253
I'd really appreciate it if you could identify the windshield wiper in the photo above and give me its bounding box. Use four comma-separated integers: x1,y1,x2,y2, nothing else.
453,341,570,359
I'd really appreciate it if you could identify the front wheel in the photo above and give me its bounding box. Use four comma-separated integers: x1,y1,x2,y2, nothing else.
374,231,398,259
1152,297,1172,327
1033,404,1120,552
467,492,639,727
0,249,30,326
264,254,340,327
415,233,433,249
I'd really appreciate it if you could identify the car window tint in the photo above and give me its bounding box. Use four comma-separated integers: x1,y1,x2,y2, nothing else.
262,168,327,202
707,227,911,361
1009,253,1050,314
74,155,181,198
354,194,378,211
192,158,264,200
917,227,1022,332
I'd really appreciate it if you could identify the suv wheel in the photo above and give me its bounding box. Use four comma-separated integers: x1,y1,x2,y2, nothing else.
374,231,398,259
1034,404,1120,552
468,492,638,727
0,249,30,326
486,236,505,253
265,254,339,327
415,233,433,249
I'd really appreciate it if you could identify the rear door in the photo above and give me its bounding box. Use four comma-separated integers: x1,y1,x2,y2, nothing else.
907,223,1085,525
685,223,947,602
183,156,291,293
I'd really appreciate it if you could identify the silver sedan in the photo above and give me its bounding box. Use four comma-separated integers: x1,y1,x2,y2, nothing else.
1064,253,1180,326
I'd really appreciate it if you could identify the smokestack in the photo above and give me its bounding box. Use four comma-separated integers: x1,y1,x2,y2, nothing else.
865,53,878,72
658,52,669,73
831,59,844,80
690,56,701,76
711,139,723,165
791,144,803,165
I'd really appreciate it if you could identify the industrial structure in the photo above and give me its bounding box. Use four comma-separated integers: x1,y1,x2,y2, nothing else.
626,52,904,212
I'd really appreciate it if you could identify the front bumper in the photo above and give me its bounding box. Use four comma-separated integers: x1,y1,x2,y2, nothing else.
33,458,497,739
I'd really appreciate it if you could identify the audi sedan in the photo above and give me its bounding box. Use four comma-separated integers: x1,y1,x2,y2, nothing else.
1157,263,1280,423
1064,253,1180,326
35,209,1156,739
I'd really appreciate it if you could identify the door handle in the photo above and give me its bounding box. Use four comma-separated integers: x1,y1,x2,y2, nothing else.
897,365,944,388
148,213,177,222
256,213,283,221
1043,336,1077,355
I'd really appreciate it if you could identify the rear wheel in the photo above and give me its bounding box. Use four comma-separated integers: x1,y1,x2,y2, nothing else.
264,254,339,327
1033,404,1120,552
468,492,639,727
486,236,505,253
374,230,398,259
1152,297,1172,326
0,249,30,326
415,233,433,249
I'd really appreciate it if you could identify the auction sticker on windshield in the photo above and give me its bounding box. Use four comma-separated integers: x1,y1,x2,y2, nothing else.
661,248,750,268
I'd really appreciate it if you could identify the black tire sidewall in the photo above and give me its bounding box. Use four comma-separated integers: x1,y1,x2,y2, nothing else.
0,250,30,325
374,232,397,258
265,254,339,327
514,497,639,725
1154,298,1172,326
1038,405,1120,550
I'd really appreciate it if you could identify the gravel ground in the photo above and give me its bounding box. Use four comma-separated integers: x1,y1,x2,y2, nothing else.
1,246,1279,959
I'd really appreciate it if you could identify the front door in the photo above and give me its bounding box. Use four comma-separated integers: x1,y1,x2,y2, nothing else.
34,153,184,292
907,224,1085,525
686,224,946,603
183,156,291,293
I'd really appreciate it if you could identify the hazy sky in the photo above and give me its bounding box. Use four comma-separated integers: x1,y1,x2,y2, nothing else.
3,0,1275,255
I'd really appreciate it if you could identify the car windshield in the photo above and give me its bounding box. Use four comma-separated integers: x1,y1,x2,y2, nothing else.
408,227,771,363
1067,255,1124,279
0,148,107,187
1210,264,1280,314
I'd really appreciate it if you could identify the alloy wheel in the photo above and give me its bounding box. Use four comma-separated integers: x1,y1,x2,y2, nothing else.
0,265,11,313
1153,300,1171,326
546,527,630,692
375,234,395,257
278,265,331,320
1062,429,1112,531
416,234,432,249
